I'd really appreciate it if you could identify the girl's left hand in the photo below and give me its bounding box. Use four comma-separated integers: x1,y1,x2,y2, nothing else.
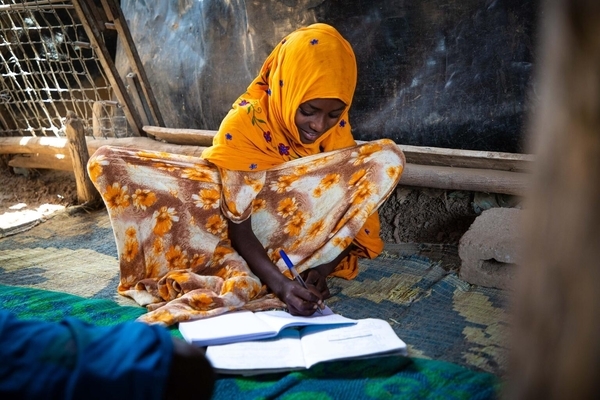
302,268,331,300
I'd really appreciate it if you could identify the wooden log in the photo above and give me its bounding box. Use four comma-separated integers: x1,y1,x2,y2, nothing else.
398,144,533,173
65,111,101,205
0,135,527,195
140,125,534,172
143,125,215,146
8,153,73,171
0,136,207,157
399,163,528,196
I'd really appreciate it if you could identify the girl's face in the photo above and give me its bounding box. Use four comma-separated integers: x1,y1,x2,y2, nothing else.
295,98,346,144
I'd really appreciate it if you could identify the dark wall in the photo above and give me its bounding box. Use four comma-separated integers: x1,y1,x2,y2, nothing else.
118,0,539,153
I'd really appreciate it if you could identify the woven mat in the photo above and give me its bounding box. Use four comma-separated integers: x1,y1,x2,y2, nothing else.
0,208,510,376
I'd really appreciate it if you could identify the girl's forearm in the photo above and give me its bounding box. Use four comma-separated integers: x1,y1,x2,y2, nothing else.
228,218,288,296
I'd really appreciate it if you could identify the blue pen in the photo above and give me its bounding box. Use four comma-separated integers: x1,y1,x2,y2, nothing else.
279,249,324,314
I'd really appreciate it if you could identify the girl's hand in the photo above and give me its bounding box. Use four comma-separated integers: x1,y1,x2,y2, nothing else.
279,279,323,316
302,268,331,300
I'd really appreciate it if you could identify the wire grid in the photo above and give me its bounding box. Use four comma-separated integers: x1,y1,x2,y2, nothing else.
0,0,129,138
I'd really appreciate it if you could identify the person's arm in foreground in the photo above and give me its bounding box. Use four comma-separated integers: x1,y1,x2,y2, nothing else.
229,217,324,316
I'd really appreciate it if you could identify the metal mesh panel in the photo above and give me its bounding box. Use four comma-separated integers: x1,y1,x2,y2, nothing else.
0,0,128,138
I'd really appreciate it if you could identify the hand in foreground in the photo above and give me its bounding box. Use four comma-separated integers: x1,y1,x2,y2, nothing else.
279,279,324,316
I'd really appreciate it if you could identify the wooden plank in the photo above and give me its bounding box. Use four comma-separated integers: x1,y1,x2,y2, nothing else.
100,0,165,127
398,144,534,172
140,126,534,172
0,136,526,195
9,153,73,171
72,0,144,136
400,163,528,196
143,125,215,146
0,136,207,158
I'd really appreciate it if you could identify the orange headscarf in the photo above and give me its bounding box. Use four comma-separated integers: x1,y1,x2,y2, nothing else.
201,23,357,171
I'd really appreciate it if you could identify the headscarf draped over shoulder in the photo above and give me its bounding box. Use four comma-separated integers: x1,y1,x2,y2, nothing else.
201,23,357,171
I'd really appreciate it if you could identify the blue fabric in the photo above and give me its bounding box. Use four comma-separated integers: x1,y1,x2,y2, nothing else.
0,311,173,400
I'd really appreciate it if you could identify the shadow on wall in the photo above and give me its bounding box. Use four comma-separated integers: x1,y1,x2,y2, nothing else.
118,0,538,153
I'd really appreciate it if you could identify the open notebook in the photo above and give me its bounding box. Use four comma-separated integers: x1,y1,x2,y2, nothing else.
205,318,408,375
178,306,357,347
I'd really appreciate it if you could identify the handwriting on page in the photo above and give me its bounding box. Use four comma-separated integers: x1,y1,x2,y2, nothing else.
326,329,374,342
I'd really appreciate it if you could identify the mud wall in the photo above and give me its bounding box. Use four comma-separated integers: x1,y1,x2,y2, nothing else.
117,0,538,153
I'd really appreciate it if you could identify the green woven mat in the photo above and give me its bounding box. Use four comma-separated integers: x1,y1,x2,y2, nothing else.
0,284,501,400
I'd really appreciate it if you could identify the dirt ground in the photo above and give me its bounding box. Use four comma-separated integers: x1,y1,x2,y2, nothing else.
0,157,509,244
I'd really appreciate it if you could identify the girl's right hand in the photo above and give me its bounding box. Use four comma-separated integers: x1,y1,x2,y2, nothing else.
279,279,323,316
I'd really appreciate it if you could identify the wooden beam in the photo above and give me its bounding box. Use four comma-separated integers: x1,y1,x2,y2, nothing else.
140,126,534,172
100,0,165,127
8,153,73,171
72,0,144,136
0,136,207,158
0,136,527,195
398,144,533,173
399,164,528,196
64,111,101,205
142,126,215,146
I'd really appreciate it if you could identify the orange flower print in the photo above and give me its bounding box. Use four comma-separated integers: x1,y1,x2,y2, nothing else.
333,236,353,249
252,198,267,213
123,227,139,262
351,143,382,166
152,206,179,236
153,162,178,172
348,169,367,186
121,236,140,262
269,174,298,193
205,214,227,236
225,200,239,217
192,188,220,210
351,180,377,205
190,292,215,309
153,237,164,254
181,165,217,182
277,197,298,218
306,219,326,241
284,211,306,236
293,165,310,175
332,207,361,233
120,274,137,289
189,253,207,271
211,245,234,265
313,173,340,197
386,165,403,180
136,150,170,161
244,175,264,193
104,182,130,212
88,154,109,182
132,189,157,210
145,254,162,278
165,245,189,270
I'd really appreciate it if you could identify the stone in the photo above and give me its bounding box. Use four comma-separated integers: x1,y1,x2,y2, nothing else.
458,207,523,290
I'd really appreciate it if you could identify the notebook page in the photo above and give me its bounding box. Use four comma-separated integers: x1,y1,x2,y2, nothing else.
178,310,277,346
255,306,356,332
300,318,408,368
205,329,306,372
